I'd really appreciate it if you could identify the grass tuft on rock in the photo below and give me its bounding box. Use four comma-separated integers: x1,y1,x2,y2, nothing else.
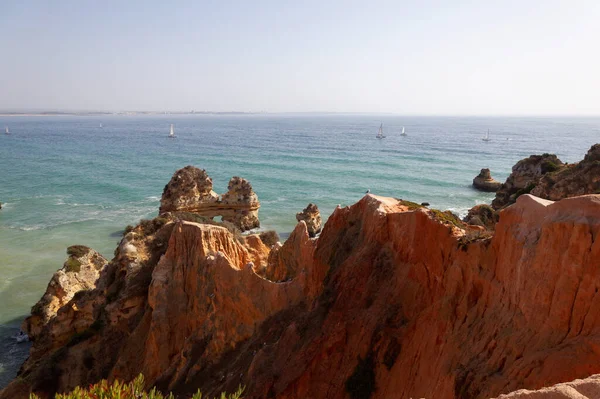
64,258,82,273
29,374,244,399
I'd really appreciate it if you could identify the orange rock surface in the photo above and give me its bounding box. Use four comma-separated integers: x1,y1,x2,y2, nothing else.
5,193,600,399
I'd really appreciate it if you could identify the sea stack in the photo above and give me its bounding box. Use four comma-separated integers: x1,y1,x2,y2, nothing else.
295,203,322,237
472,168,502,192
159,166,260,231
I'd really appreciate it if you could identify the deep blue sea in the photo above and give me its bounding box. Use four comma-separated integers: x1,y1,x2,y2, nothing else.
0,114,599,388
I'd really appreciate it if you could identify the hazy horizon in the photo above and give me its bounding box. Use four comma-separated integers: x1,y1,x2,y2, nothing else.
1,1,599,115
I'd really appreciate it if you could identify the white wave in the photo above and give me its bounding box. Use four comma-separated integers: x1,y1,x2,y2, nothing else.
446,207,470,219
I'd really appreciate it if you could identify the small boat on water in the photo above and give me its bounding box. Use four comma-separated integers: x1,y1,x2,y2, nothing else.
376,123,386,139
5,126,10,135
99,123,103,128
482,129,491,142
168,124,176,139
400,126,406,136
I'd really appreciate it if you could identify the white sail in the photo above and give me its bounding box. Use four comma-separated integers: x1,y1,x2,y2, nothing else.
402,126,405,134
482,129,491,141
376,123,386,139
5,126,9,134
168,124,176,138
99,123,103,128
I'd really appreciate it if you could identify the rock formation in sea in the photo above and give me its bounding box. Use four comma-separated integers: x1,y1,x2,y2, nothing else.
465,144,600,229
295,203,322,237
159,166,260,231
472,168,502,192
6,161,600,399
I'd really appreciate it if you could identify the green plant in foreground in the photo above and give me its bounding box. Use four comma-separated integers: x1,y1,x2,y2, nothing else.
29,374,244,399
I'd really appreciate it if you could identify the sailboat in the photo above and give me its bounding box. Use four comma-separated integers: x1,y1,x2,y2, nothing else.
168,124,176,139
99,123,103,128
400,126,407,136
5,126,10,135
376,123,386,139
482,129,491,142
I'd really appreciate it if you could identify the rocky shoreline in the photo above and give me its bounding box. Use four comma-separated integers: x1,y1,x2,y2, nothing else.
4,146,600,398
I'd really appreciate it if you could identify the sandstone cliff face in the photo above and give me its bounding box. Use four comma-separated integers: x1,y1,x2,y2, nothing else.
6,193,600,399
159,167,260,231
23,246,108,339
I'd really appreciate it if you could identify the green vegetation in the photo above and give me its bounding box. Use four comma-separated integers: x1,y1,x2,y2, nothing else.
67,245,90,258
29,374,244,399
395,199,424,210
138,216,170,236
458,230,494,251
430,209,463,228
541,159,561,173
64,258,82,273
514,183,536,199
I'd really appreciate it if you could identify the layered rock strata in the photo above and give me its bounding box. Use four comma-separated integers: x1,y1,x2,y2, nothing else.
6,192,600,399
472,168,502,192
295,203,322,237
159,166,260,231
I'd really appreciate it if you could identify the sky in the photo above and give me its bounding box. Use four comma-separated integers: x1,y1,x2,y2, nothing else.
1,0,599,115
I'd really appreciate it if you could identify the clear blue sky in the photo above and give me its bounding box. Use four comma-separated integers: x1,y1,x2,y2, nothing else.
1,0,599,115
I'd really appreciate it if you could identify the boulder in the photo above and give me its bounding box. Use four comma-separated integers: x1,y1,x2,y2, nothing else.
473,168,502,192
295,203,322,237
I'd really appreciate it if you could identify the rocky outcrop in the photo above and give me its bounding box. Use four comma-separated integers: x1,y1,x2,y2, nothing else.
7,191,600,399
23,246,108,339
493,375,600,398
220,176,260,231
295,203,322,237
463,204,498,230
492,146,600,211
472,168,502,192
529,144,600,202
492,154,565,209
159,167,260,231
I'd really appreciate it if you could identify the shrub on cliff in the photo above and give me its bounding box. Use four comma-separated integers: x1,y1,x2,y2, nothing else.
29,374,244,399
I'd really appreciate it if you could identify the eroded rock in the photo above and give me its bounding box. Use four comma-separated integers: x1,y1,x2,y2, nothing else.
23,245,107,340
463,204,498,230
159,167,260,231
473,168,502,192
492,153,565,209
295,203,322,237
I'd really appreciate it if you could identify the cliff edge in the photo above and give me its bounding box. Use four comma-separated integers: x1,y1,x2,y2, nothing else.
5,171,600,398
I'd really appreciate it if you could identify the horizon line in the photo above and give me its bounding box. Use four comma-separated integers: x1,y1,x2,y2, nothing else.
1,110,599,118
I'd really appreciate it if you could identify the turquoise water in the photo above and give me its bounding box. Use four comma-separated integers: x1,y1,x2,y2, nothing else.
0,114,599,387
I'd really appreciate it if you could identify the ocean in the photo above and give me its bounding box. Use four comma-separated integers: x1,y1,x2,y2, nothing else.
0,114,599,388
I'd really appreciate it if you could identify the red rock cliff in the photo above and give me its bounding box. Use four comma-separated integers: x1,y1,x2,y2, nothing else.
4,194,600,399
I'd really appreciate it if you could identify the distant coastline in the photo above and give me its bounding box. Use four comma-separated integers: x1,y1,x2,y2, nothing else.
0,111,262,117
